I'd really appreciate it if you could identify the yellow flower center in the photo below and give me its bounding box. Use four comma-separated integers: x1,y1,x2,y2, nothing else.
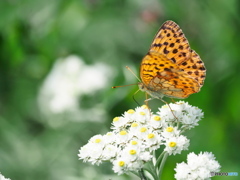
131,140,138,145
131,122,138,127
106,132,112,136
139,112,146,115
118,161,125,167
127,109,135,114
140,127,147,132
129,149,136,155
169,142,177,147
162,105,168,108
166,127,174,132
153,116,161,121
113,117,120,122
119,131,127,135
141,105,148,109
148,133,155,139
95,139,101,143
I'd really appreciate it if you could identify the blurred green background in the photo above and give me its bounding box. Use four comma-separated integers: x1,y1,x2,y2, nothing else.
0,0,239,180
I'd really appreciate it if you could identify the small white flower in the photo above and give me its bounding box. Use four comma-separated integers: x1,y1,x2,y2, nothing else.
161,126,180,138
123,109,136,122
134,105,151,123
78,142,104,165
129,122,140,135
157,104,176,121
111,116,128,129
188,106,204,119
116,130,130,144
122,146,139,161
136,126,150,139
180,114,199,129
139,151,152,162
180,108,203,129
164,135,189,155
112,157,129,175
128,139,142,149
127,160,144,171
78,143,92,161
144,132,162,151
102,144,119,161
149,115,164,129
104,131,116,144
89,134,105,147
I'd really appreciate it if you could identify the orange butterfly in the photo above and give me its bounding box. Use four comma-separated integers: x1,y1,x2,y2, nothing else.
138,20,206,100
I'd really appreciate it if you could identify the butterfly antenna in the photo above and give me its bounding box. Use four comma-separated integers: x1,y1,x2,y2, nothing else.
112,66,140,89
125,66,141,82
112,84,138,88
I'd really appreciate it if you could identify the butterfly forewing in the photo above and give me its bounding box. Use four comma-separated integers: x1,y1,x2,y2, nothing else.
149,21,191,65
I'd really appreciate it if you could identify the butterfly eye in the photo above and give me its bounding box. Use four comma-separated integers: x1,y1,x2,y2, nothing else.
138,82,146,91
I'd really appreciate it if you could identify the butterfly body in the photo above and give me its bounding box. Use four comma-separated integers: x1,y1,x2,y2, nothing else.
139,21,206,100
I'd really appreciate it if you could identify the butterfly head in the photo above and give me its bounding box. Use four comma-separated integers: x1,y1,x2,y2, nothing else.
138,82,164,100
138,82,145,92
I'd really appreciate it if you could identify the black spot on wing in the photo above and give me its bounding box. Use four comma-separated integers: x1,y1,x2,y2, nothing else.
173,49,178,54
164,68,171,71
199,66,206,70
171,57,176,63
163,47,169,54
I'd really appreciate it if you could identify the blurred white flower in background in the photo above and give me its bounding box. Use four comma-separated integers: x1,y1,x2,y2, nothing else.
38,55,112,124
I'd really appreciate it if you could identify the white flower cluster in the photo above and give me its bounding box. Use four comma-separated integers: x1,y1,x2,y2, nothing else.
78,101,204,175
174,152,221,180
158,101,203,130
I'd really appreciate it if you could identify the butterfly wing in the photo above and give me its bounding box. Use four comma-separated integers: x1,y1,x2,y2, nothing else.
149,20,191,65
140,52,200,99
179,50,206,87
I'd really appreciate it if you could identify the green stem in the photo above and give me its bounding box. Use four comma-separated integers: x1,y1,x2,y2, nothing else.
155,151,165,168
143,167,158,180
158,152,169,179
138,168,147,180
150,159,159,180
152,151,156,166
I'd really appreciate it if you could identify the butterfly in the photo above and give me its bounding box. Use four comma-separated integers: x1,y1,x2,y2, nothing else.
138,20,206,101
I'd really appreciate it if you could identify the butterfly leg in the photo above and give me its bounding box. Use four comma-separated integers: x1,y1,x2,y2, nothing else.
144,97,153,103
144,93,152,107
159,98,179,121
